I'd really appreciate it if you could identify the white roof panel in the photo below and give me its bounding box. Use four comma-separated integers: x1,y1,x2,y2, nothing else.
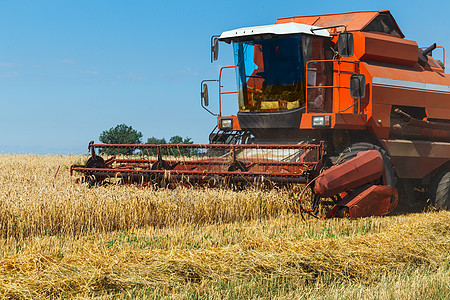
219,22,330,43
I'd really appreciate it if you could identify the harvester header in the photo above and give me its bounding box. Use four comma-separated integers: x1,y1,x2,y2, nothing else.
71,141,322,187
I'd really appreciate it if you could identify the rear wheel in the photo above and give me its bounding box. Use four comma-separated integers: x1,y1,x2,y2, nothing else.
84,156,107,186
85,155,106,169
429,171,450,210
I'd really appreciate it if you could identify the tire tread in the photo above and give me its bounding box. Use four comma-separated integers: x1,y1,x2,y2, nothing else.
431,171,450,210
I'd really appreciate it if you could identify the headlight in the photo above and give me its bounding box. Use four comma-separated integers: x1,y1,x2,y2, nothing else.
312,115,331,127
220,118,233,130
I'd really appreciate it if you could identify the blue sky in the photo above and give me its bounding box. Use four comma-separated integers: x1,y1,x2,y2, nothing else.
0,0,449,154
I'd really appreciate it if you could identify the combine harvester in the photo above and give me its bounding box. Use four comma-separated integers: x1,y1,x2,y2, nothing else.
71,10,450,218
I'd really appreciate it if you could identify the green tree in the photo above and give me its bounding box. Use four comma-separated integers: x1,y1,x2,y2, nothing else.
99,124,143,155
168,135,194,156
169,135,183,144
144,136,193,156
182,137,193,145
146,137,167,144
142,135,195,156
169,135,193,145
144,137,167,156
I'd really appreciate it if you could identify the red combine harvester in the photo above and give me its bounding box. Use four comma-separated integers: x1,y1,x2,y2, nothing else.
71,10,450,218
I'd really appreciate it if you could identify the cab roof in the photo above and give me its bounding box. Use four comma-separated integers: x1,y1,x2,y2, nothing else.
276,10,405,38
218,22,330,43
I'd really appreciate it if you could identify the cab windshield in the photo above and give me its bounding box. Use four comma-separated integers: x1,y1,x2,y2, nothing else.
233,35,331,112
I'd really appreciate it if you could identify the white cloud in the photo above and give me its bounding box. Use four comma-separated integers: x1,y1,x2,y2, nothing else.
159,67,199,81
80,70,99,75
115,72,147,82
0,62,15,68
58,59,76,64
0,71,20,78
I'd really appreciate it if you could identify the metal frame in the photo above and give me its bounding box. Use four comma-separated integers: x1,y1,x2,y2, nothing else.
218,66,239,116
419,45,446,68
305,59,361,114
71,142,324,186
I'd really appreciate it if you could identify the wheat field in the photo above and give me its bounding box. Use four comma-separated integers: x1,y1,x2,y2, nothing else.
0,154,449,299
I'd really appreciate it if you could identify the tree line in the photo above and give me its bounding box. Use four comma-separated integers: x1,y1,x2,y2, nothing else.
99,123,193,155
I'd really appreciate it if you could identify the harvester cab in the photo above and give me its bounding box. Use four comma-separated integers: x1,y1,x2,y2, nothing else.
72,10,450,218
206,22,364,142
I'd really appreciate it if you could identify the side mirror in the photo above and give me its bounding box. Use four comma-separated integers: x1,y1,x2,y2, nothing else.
350,74,366,99
211,36,219,62
201,83,209,106
200,79,218,116
338,32,354,57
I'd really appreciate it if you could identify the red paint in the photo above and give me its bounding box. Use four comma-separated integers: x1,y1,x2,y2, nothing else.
338,184,398,218
314,150,384,197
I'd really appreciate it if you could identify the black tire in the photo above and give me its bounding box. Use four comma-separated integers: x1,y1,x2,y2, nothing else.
84,156,107,186
429,171,450,210
85,155,106,169
333,142,397,188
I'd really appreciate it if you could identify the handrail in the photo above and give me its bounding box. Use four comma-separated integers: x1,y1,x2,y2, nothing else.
437,46,446,67
218,66,239,116
305,59,361,114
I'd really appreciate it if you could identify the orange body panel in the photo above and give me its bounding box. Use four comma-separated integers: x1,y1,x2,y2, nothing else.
380,139,450,178
363,63,450,121
353,32,418,66
301,58,450,136
218,116,241,131
276,10,404,36
300,113,367,130
296,11,450,140
277,11,382,32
